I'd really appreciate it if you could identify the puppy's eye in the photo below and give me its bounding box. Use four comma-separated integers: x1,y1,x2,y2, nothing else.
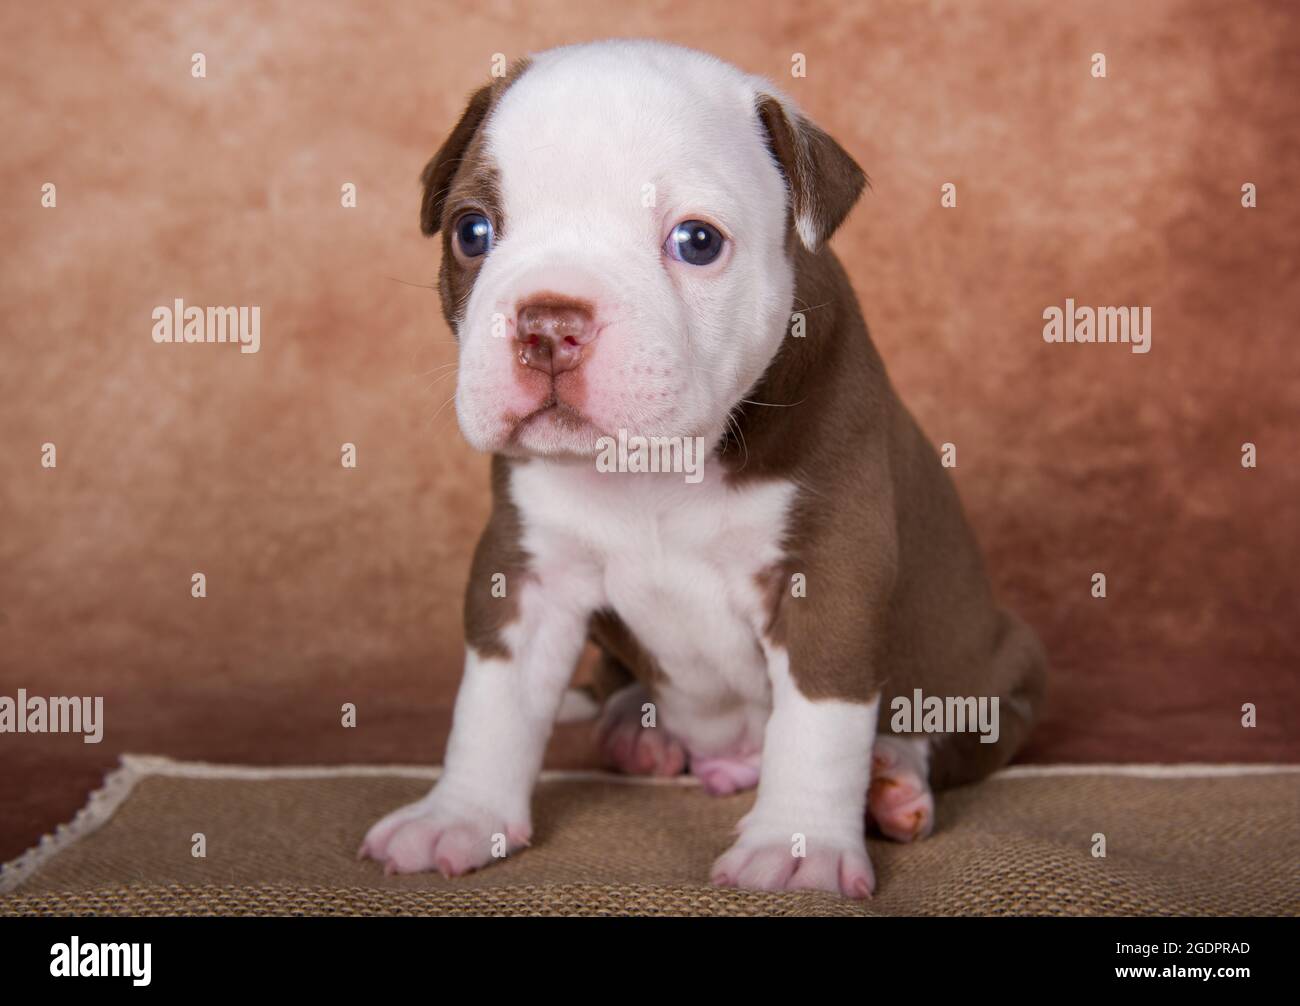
666,220,725,266
454,213,493,258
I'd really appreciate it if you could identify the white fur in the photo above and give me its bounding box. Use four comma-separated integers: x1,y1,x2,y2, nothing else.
359,575,592,875
713,652,878,896
742,651,877,845
513,457,797,760
453,41,796,457
366,457,886,895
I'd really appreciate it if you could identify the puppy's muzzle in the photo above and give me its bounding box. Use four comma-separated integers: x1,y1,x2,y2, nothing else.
516,299,596,376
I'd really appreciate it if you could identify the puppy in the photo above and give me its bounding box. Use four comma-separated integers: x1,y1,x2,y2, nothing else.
361,40,1046,898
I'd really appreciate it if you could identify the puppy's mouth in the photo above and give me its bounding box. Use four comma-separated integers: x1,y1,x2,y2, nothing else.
517,396,587,431
505,395,603,456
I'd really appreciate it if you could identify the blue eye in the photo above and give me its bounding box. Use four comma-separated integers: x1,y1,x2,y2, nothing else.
666,220,725,266
454,213,493,258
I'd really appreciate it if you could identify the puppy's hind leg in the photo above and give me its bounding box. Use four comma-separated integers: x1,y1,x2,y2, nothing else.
868,612,1046,840
927,609,1048,790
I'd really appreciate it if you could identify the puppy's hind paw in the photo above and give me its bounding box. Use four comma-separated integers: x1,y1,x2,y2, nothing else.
596,685,688,778
867,737,935,843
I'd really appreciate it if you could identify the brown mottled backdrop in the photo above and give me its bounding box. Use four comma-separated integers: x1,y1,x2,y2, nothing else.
1,0,1297,861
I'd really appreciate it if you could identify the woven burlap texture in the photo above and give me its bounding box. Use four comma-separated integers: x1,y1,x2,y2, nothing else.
3,761,1296,916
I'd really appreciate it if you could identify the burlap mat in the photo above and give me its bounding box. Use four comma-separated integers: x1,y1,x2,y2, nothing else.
2,758,1296,916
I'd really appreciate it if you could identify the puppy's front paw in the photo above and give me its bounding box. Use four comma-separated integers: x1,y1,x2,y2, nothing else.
359,790,530,877
710,825,875,899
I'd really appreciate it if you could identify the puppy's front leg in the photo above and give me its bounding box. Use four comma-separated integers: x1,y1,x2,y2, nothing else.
712,646,878,898
361,564,591,877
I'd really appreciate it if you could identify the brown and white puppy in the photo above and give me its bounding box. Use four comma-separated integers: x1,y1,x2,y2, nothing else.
361,40,1046,898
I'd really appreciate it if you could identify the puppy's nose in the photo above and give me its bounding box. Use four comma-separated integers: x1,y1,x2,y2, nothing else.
516,300,595,375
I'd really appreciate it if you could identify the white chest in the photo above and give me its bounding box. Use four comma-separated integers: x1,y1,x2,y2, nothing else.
510,460,796,752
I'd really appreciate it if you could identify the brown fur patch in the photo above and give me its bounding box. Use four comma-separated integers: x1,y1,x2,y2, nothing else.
462,455,531,659
755,94,868,250
588,609,664,690
420,60,532,332
422,64,537,658
722,243,1047,787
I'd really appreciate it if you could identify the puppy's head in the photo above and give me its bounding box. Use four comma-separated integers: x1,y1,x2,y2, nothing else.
423,41,865,457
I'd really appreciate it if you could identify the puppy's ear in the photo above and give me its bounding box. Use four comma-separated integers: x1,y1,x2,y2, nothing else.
420,84,494,236
754,93,867,252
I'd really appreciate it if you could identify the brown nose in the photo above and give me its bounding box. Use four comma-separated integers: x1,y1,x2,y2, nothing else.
516,300,595,375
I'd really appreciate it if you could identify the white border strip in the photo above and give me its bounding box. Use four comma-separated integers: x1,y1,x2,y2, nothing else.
110,754,701,786
118,755,1300,782
2,756,1296,895
0,757,143,895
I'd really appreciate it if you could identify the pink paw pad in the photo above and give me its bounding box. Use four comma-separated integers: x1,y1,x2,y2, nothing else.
867,740,935,843
690,753,761,796
597,706,688,778
359,798,529,877
712,839,875,899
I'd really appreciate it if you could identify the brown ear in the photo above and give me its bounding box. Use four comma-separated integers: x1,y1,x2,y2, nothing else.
755,94,867,251
419,84,494,236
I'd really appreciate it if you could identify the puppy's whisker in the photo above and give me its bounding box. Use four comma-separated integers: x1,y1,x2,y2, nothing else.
414,363,459,379
723,409,749,471
421,370,460,395
429,391,459,427
389,276,440,291
738,397,807,408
